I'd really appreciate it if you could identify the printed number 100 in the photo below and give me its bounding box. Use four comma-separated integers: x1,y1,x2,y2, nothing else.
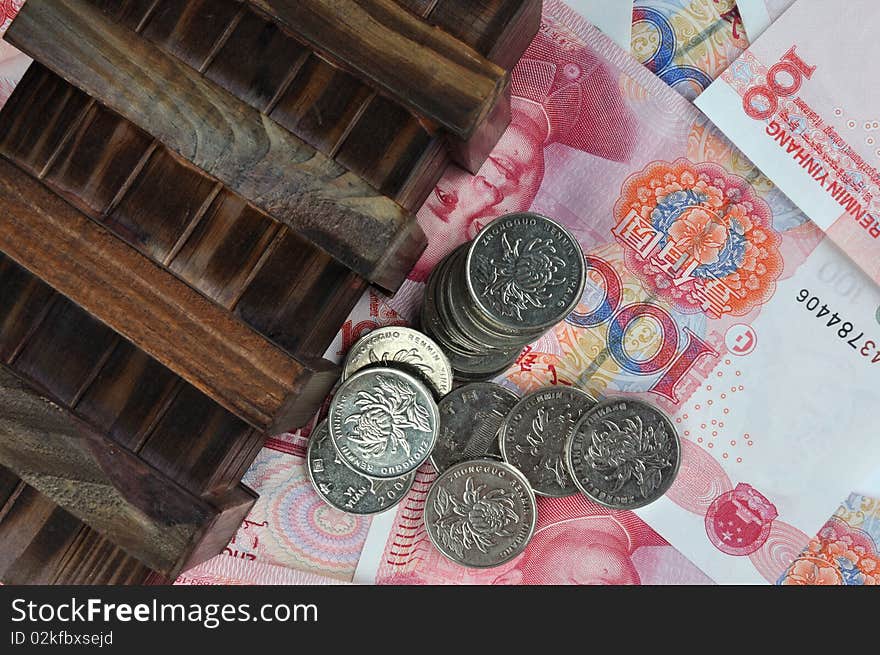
566,255,716,403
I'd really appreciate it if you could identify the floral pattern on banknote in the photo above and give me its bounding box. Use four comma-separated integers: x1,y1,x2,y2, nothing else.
613,159,784,317
632,0,747,100
345,375,432,459
432,477,521,558
778,494,879,585
475,233,568,320
0,0,23,36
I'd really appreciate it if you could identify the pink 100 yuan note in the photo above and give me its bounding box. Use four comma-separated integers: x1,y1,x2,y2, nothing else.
362,0,880,585
0,0,875,586
566,0,632,50
355,470,713,585
696,0,880,285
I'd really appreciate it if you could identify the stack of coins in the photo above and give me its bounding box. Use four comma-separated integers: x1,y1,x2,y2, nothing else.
309,326,450,516
310,365,439,517
421,212,587,381
307,212,683,569
341,326,453,398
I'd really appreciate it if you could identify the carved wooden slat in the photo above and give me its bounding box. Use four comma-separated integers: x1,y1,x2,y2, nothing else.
0,157,335,431
0,0,543,585
0,466,254,584
248,0,508,140
6,0,424,291
0,63,370,361
0,257,265,497
0,366,257,577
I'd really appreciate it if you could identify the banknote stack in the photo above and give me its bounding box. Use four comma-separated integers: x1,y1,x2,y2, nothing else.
420,212,587,381
310,322,681,568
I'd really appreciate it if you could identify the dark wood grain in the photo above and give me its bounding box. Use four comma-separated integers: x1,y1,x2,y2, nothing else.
85,0,157,31
0,63,367,361
82,0,541,184
0,258,267,497
0,258,56,364
0,157,336,431
142,0,244,71
249,0,508,140
426,0,543,69
13,299,119,407
137,383,259,494
0,479,86,584
81,0,538,204
204,5,308,111
233,230,370,359
137,0,447,209
6,0,425,291
75,339,181,452
167,191,281,309
40,524,166,584
0,66,93,177
0,0,543,586
0,363,232,576
45,103,154,218
105,147,220,263
269,53,374,156
335,93,446,205
101,0,446,210
0,466,255,584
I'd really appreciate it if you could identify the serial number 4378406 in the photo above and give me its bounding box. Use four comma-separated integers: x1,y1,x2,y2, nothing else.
796,289,880,363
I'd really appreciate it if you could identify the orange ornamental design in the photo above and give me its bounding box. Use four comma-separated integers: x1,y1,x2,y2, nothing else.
613,158,784,318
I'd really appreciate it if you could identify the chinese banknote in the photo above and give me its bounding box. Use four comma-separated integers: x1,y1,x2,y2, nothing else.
0,0,876,586
699,0,880,285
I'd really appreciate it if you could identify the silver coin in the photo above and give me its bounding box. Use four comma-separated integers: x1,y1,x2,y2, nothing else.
439,334,522,380
566,398,681,510
427,250,488,354
448,248,543,347
420,257,481,356
420,316,517,382
308,421,415,515
425,459,536,568
500,387,597,497
342,326,453,397
420,300,522,381
430,382,520,473
466,213,586,332
328,367,438,478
